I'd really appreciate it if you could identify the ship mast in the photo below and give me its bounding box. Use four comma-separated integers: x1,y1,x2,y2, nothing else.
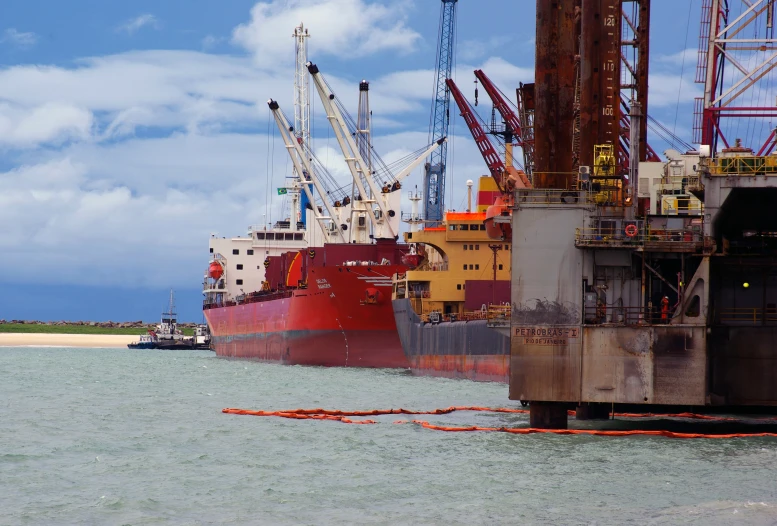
291,23,311,232
165,288,176,318
293,23,310,162
356,80,372,199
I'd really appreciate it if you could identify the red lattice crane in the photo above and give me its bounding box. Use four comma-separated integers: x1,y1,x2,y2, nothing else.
446,77,531,241
474,69,535,177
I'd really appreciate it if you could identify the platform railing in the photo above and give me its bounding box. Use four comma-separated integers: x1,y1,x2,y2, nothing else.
414,304,511,324
575,227,705,248
515,189,594,205
717,307,777,325
575,226,645,246
706,156,777,176
486,304,511,327
583,306,678,326
420,310,490,323
644,229,704,243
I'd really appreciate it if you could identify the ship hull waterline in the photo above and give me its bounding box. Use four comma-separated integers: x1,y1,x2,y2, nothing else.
204,265,409,369
392,298,510,383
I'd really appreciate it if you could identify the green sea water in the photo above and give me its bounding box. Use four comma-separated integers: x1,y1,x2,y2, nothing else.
1,347,776,525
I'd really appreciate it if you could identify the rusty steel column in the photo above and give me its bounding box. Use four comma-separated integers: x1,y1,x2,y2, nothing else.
634,0,650,161
529,402,569,429
534,0,578,189
579,0,622,169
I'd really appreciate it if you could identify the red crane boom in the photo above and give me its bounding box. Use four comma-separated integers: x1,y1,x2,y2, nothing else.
446,77,531,241
445,78,531,192
446,77,506,191
474,69,534,176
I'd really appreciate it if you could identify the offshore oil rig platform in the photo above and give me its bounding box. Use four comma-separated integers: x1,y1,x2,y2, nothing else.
507,0,777,428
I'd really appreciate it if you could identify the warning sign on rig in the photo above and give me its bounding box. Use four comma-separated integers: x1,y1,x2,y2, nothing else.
514,326,579,346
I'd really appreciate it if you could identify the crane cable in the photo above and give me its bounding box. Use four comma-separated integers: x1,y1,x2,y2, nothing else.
671,0,695,149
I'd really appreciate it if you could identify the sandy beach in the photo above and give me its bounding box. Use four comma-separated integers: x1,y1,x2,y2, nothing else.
0,333,138,348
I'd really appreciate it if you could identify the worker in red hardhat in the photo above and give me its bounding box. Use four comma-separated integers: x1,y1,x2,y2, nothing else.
660,296,670,323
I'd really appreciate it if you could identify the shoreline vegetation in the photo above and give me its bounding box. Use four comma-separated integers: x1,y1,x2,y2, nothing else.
0,322,195,336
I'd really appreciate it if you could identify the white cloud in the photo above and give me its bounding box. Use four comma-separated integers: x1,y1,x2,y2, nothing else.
458,36,513,62
0,125,496,288
0,50,286,147
1,28,38,48
0,1,533,290
0,49,459,149
0,102,93,147
202,35,225,50
648,72,702,107
0,134,294,287
655,47,697,67
116,14,159,35
232,0,421,67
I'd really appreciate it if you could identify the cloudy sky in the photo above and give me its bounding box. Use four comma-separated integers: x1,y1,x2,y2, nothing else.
0,0,704,322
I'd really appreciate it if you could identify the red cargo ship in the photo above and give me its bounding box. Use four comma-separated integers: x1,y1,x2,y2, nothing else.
204,240,411,368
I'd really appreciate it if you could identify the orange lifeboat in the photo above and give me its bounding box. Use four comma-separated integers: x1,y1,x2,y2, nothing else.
484,195,512,241
208,261,224,280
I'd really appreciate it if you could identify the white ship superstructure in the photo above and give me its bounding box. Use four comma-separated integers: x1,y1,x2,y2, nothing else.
204,207,320,304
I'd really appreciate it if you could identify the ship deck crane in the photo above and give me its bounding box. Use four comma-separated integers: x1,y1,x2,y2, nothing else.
307,62,445,241
307,62,394,239
446,78,531,192
446,77,531,241
268,99,347,244
474,69,535,179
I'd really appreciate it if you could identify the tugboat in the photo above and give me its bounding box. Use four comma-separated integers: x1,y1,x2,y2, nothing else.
128,290,211,350
127,333,157,349
153,289,194,349
192,324,212,350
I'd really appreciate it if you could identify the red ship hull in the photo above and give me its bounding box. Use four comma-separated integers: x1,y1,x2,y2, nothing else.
204,264,409,369
407,355,509,383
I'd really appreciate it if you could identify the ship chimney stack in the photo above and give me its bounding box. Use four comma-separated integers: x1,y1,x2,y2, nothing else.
466,179,474,212
409,186,422,232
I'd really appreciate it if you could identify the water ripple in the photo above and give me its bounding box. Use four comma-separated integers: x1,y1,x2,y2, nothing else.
1,347,776,525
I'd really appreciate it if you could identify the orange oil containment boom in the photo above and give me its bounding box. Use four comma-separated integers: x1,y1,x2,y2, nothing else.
223,406,777,439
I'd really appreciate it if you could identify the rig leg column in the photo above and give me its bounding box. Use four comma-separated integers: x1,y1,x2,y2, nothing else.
529,402,568,429
575,402,611,420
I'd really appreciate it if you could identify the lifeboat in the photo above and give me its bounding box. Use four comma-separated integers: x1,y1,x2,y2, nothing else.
208,260,224,280
401,253,424,268
484,195,512,241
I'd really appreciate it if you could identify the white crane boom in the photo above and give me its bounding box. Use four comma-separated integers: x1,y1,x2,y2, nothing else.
268,99,347,244
306,62,396,239
390,138,447,184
